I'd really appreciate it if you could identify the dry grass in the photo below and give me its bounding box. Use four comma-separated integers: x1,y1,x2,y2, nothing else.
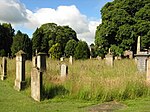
0,57,150,102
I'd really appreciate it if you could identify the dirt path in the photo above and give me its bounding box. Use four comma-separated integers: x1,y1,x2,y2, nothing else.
88,101,126,112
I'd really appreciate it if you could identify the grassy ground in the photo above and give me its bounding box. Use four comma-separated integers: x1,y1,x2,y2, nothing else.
1,58,150,111
0,81,93,112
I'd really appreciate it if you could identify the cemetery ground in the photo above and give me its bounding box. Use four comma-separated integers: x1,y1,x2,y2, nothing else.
1,58,150,111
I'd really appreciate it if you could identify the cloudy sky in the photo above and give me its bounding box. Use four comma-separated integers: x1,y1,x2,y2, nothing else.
0,0,112,44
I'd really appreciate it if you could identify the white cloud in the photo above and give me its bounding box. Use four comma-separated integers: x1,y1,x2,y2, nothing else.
0,0,101,44
0,0,28,23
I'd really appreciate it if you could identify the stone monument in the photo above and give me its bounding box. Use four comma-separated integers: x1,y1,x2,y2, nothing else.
37,52,46,72
69,56,73,65
31,67,43,102
1,57,7,80
105,48,114,67
60,64,68,78
14,50,26,91
147,58,150,82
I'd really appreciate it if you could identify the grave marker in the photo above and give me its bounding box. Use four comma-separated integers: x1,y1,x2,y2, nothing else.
1,57,7,80
14,50,26,91
31,67,43,102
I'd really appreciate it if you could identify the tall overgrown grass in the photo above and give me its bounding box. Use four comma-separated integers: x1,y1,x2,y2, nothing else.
1,57,150,102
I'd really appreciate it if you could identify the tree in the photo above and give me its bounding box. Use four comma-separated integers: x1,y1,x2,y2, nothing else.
32,28,48,55
11,30,32,59
95,0,150,56
74,41,90,59
64,39,77,57
0,23,14,56
32,23,78,56
49,43,62,59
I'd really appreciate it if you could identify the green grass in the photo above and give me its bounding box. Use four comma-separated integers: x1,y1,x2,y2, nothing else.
0,81,93,112
1,58,150,111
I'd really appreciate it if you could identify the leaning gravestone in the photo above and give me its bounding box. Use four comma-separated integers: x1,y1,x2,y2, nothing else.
60,64,68,78
31,67,43,102
37,52,46,72
1,57,7,80
14,50,26,91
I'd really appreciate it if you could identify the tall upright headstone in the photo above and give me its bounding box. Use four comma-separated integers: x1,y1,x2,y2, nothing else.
105,48,114,67
31,67,43,102
60,64,68,78
69,56,73,65
37,52,46,72
137,36,141,54
14,50,26,91
1,57,7,80
32,56,37,67
146,58,150,82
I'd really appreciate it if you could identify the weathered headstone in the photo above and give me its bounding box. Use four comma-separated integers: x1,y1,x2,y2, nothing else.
105,54,114,67
14,50,26,91
37,52,46,72
124,50,133,59
1,57,7,80
69,56,73,65
32,56,37,67
60,64,68,78
60,57,64,62
31,67,43,102
146,58,150,82
135,53,149,73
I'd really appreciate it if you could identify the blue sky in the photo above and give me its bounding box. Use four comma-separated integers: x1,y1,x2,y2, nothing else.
20,0,111,19
0,0,112,44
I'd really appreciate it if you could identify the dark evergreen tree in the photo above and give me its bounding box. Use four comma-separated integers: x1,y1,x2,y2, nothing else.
11,30,32,59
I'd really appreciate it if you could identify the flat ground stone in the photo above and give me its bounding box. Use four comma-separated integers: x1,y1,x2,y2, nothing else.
88,101,126,112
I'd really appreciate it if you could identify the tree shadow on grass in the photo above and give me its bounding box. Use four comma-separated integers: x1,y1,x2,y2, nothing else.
42,84,69,99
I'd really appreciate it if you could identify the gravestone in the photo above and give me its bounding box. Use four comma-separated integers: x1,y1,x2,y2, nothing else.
146,58,150,82
135,53,149,73
31,67,43,102
124,50,133,59
60,57,64,62
32,56,37,67
69,56,73,65
1,57,7,80
137,36,141,54
14,50,26,91
60,64,68,78
37,52,46,72
105,53,114,67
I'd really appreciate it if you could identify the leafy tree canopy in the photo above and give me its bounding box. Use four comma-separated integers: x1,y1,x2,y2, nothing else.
74,40,90,59
64,39,77,58
32,23,78,56
95,0,150,56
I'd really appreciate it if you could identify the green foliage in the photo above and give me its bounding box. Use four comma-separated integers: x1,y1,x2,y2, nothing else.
95,0,150,56
32,23,78,56
49,43,62,59
11,30,32,59
64,39,77,57
74,40,90,59
0,23,14,56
